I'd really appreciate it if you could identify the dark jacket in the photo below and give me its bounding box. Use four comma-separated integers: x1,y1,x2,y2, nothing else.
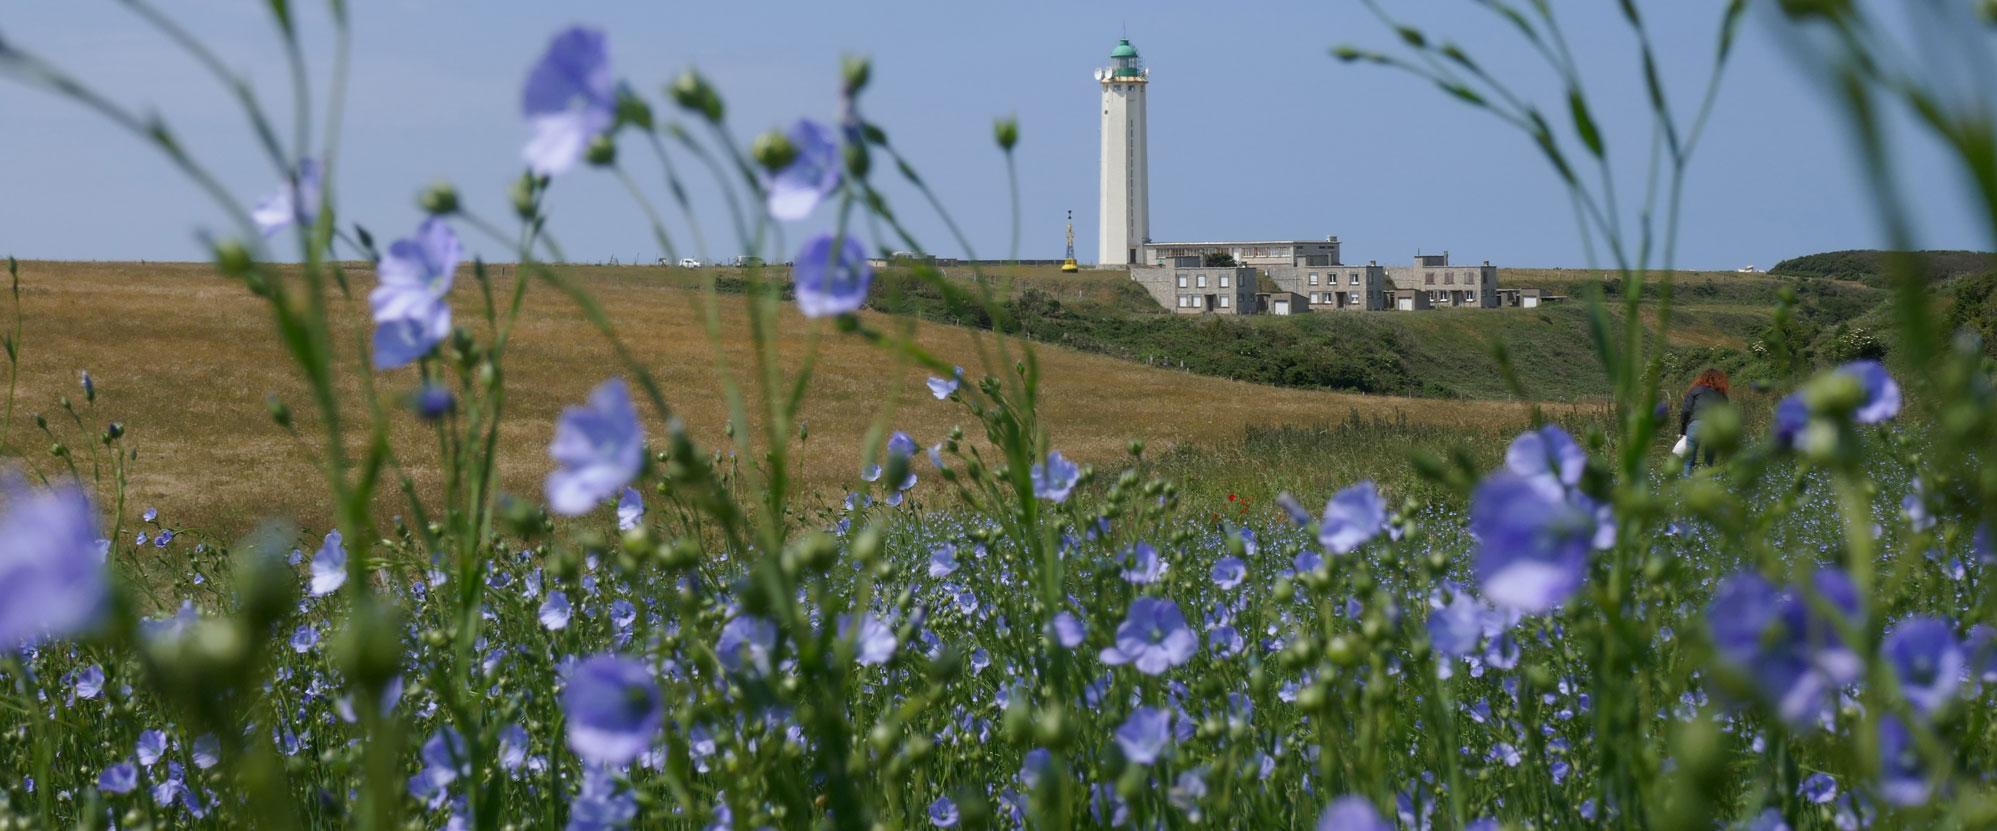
1680,385,1727,436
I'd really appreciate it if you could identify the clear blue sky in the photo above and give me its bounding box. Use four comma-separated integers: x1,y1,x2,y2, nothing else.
1,1,1990,269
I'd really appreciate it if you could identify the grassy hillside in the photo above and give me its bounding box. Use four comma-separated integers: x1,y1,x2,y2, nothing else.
1,260,1553,533
1770,249,1996,287
867,264,1868,400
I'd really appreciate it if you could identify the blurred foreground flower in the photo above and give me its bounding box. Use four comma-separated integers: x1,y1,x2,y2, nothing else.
547,378,644,516
522,27,614,177
1882,617,1963,717
1032,450,1080,503
251,158,322,237
1470,473,1596,614
767,119,840,221
0,479,107,649
1115,707,1172,764
1707,569,1862,728
1317,481,1385,555
1504,425,1585,489
370,218,462,370
1839,359,1901,424
562,655,663,768
1318,795,1390,831
793,233,873,318
308,529,346,597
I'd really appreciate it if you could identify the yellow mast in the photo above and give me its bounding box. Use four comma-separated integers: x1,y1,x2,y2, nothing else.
1061,209,1079,272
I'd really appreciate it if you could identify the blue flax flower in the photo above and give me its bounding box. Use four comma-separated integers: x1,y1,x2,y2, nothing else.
928,544,958,578
369,218,462,370
561,655,663,768
1504,425,1585,489
793,234,873,318
567,765,638,831
1318,481,1386,555
1882,616,1963,717
1210,556,1247,590
308,529,346,597
98,762,138,795
1051,612,1085,649
136,730,168,767
928,795,961,828
547,379,645,516
0,480,107,649
717,615,777,676
1032,450,1081,503
1877,715,1931,806
616,487,644,532
540,590,572,631
767,119,840,221
1968,624,1997,684
1120,542,1165,584
522,27,614,177
1799,772,1838,804
1114,707,1172,764
1707,569,1862,728
1100,597,1196,675
843,613,898,666
1772,393,1807,448
1839,360,1901,424
927,367,963,400
416,382,455,420
1318,795,1390,831
1470,473,1595,614
1428,593,1486,658
251,158,322,237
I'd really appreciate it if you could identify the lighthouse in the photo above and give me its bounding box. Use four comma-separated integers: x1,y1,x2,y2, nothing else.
1096,38,1150,267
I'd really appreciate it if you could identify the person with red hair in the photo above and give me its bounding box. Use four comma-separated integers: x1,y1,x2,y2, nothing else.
1678,368,1731,473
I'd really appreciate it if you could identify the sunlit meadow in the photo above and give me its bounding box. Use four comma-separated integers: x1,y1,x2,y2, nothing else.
3,3,1997,830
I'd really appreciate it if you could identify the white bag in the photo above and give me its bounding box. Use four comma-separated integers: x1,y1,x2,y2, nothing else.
1671,435,1690,457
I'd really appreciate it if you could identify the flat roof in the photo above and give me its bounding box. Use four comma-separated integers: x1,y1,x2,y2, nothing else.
1144,240,1339,248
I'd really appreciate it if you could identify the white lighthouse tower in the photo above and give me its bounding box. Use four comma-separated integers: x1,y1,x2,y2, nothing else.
1096,38,1150,267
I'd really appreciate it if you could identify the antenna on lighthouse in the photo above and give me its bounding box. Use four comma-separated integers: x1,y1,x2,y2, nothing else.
1062,210,1079,273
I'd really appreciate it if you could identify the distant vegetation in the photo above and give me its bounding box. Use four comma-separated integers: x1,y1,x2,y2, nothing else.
1770,248,1996,287
868,264,1882,400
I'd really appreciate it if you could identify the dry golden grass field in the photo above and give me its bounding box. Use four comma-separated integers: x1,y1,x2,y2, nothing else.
1,260,1558,535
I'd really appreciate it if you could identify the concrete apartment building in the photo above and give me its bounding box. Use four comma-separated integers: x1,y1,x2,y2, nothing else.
1384,253,1499,309
1129,244,1393,314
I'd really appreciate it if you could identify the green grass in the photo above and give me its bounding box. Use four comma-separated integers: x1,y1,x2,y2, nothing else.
1770,249,1997,287
857,263,1890,401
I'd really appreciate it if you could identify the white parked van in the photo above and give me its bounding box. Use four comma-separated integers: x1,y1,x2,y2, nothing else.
678,258,703,268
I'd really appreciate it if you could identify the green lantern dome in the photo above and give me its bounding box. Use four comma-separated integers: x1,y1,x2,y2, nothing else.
1109,39,1138,59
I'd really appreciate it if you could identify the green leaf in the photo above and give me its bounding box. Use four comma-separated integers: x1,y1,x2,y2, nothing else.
1439,82,1487,108
1617,0,1642,25
265,0,294,37
1568,90,1605,158
1717,0,1749,62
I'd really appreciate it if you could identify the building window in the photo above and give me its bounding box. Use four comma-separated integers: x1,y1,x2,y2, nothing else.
1177,275,1188,288
1218,295,1230,309
1349,272,1360,285
1425,272,1436,285
1309,273,1320,286
1196,274,1208,288
1220,274,1231,288
1445,272,1456,285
